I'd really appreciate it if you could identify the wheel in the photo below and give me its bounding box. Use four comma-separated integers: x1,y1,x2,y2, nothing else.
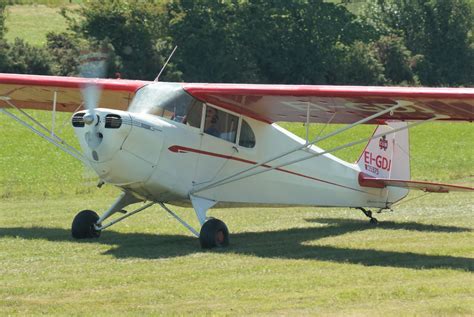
199,218,229,249
71,210,101,239
369,217,379,225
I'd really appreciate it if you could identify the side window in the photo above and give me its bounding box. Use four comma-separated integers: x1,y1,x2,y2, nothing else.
184,100,203,128
204,106,238,143
239,120,256,148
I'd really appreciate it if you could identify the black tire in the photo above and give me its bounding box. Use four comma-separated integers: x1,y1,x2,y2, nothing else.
199,218,229,249
370,218,379,225
71,210,101,239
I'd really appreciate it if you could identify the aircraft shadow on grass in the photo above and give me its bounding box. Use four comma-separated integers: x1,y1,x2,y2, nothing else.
1,218,472,271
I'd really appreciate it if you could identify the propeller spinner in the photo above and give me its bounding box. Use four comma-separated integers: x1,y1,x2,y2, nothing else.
79,50,108,150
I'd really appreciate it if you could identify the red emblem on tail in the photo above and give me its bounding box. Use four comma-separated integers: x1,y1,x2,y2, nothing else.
379,135,388,151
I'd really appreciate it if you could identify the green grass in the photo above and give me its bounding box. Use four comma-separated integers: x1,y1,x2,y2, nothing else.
0,111,473,315
0,193,473,315
6,0,81,5
5,4,74,47
0,111,101,198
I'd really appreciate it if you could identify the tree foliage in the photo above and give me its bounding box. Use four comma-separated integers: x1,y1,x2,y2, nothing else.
1,38,51,74
361,0,474,86
333,41,386,85
0,0,6,39
167,0,261,83
63,0,182,80
168,0,375,84
45,32,80,76
0,0,8,71
0,0,472,86
373,35,418,85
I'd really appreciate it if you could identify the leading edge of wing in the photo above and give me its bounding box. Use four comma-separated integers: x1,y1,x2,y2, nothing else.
0,73,149,92
0,73,151,112
183,83,474,124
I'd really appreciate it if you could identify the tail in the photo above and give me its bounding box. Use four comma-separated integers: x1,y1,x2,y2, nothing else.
357,121,410,204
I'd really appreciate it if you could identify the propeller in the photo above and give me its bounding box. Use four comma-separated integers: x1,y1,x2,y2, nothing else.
78,49,108,150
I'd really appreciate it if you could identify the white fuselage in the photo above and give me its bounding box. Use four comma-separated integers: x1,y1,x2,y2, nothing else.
73,106,395,210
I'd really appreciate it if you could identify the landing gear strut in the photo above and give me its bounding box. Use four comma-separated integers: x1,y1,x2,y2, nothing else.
159,202,229,249
356,207,378,224
71,191,148,240
70,191,230,249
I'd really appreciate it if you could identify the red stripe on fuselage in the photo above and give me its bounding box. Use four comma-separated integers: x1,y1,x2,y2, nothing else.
168,145,367,193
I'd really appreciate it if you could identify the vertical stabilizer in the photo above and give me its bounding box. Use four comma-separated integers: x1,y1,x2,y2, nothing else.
357,121,410,203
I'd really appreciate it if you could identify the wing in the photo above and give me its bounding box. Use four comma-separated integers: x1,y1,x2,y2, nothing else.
0,73,150,112
358,174,473,193
184,84,474,124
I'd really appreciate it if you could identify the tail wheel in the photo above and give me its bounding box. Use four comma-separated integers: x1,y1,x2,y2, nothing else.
199,218,229,249
71,210,101,239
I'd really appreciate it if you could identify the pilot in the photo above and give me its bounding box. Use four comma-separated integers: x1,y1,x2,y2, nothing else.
204,106,220,137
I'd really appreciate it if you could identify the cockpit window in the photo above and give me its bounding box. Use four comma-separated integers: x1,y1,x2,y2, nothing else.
239,120,256,148
184,100,203,128
128,82,200,126
204,105,238,143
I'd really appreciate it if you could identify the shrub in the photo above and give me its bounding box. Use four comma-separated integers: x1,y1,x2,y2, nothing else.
4,38,52,74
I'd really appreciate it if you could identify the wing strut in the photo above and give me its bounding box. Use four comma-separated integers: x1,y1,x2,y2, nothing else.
190,101,414,195
0,98,88,165
191,113,444,195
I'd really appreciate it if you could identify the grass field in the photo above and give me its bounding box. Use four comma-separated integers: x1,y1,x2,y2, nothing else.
1,3,474,316
0,192,473,315
4,4,72,47
0,111,473,315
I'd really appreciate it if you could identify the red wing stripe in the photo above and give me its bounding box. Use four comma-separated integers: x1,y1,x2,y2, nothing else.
0,73,149,92
169,145,367,193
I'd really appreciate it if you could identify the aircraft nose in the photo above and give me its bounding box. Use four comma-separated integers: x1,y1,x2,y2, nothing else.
72,109,132,162
82,110,103,150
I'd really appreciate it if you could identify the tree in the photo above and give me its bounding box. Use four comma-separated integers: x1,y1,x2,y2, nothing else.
168,0,376,84
64,0,181,80
2,38,51,74
0,0,8,72
238,0,375,84
46,32,81,76
373,35,418,85
361,0,474,86
332,41,386,85
167,0,261,83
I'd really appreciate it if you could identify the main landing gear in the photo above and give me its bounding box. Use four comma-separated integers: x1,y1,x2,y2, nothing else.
356,207,379,224
71,210,101,239
199,218,229,248
70,191,229,249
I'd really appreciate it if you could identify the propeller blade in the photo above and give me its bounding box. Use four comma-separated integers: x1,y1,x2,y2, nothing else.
78,49,108,152
79,49,108,111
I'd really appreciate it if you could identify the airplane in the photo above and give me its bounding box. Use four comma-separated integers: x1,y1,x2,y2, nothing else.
0,70,473,249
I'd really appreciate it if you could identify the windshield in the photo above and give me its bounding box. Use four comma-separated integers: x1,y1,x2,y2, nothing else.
128,82,195,122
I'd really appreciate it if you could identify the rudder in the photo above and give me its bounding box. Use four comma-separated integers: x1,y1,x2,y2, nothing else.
357,121,410,203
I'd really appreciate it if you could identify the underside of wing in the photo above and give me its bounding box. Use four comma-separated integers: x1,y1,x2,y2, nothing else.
358,173,473,193
184,84,474,124
0,73,150,112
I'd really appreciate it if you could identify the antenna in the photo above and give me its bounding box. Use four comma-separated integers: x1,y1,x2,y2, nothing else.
154,45,178,82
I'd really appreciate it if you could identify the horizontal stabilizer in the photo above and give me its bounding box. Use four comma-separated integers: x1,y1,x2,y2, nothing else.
358,173,473,193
